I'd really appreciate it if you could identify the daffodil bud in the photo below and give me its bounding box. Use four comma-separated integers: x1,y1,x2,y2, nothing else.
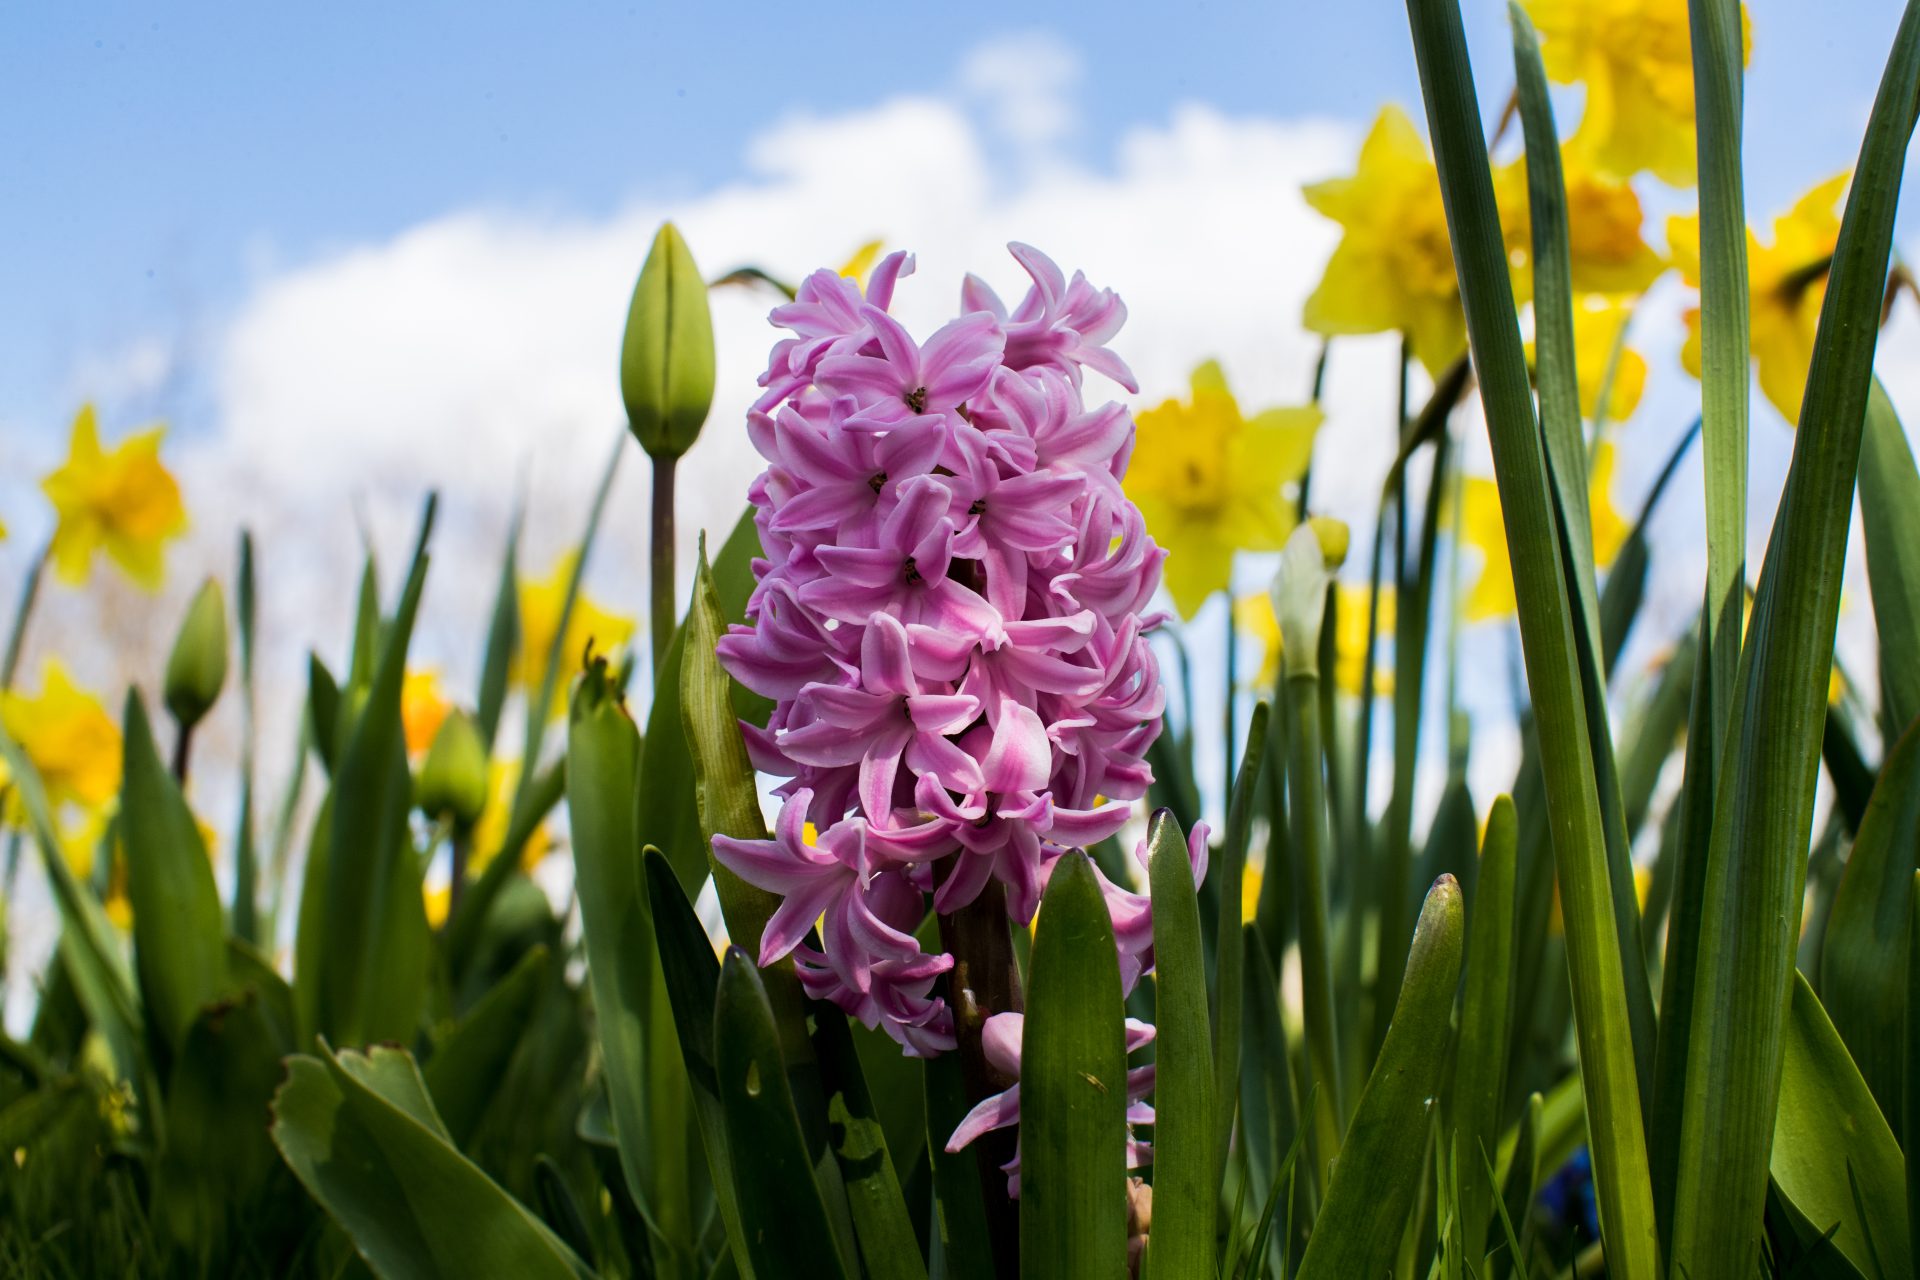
1306,515,1350,570
164,579,228,730
621,222,715,460
417,709,488,827
1270,523,1337,680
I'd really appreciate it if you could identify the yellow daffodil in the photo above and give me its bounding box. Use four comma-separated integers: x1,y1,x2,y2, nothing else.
1495,155,1666,297
513,551,636,707
1233,581,1395,698
1525,297,1648,423
424,881,452,930
401,667,451,757
1457,440,1629,621
1523,0,1751,187
1304,107,1469,373
0,659,121,819
838,239,885,281
468,759,554,877
1126,362,1321,620
40,404,188,591
1669,172,1850,425
1239,859,1263,925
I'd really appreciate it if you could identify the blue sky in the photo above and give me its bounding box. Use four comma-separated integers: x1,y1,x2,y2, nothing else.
1,1,1909,438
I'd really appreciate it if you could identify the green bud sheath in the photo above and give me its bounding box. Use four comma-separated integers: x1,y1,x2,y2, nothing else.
622,221,716,460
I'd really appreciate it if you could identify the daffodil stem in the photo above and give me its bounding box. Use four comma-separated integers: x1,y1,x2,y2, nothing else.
650,453,677,680
447,824,471,921
937,875,1023,1271
171,719,194,784
1,543,49,691
1285,670,1343,1191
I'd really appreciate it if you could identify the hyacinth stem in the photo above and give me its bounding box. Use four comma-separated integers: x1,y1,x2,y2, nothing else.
650,453,677,679
937,874,1024,1270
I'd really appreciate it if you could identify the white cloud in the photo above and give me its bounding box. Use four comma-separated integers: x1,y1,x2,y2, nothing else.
957,30,1085,160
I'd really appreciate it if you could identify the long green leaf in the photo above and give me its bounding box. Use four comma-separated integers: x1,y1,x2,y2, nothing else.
1820,716,1920,1131
312,495,435,1047
421,943,550,1150
1906,871,1919,1270
1771,972,1912,1278
811,1002,926,1280
1298,875,1464,1279
475,502,522,752
1453,795,1516,1264
924,1047,998,1280
643,847,751,1277
271,1044,586,1279
1147,810,1214,1277
639,507,764,895
1212,700,1267,1193
233,527,260,944
1239,927,1303,1270
120,689,229,1059
1284,668,1342,1193
1402,0,1657,1267
1860,379,1920,734
1669,7,1920,1273
713,949,852,1280
568,653,692,1250
1020,849,1127,1279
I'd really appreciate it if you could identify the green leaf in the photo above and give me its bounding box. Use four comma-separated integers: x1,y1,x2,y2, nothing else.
1496,1092,1545,1280
922,1042,997,1280
1147,811,1214,1277
1299,875,1464,1279
155,989,287,1259
568,655,693,1249
422,943,550,1150
120,689,229,1059
1020,849,1128,1280
1669,6,1920,1273
1820,717,1920,1131
311,496,435,1047
643,847,751,1275
1284,669,1342,1190
812,1002,926,1280
271,1043,587,1279
1212,700,1267,1192
713,949,852,1280
306,653,341,775
1860,380,1920,735
1906,872,1919,1270
1403,0,1658,1267
639,507,764,896
233,529,260,944
1239,927,1303,1269
1453,795,1517,1263
1771,972,1912,1278
0,720,143,1082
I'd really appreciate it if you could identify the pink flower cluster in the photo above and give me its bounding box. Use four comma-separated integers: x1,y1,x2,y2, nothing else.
713,245,1170,1060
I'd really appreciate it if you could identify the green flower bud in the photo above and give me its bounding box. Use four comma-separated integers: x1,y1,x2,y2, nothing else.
417,709,488,827
621,221,715,460
164,578,228,730
1270,523,1337,680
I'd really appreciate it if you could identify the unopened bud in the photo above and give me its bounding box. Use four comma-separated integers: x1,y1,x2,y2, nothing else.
417,709,488,827
621,222,716,460
164,579,228,731
1306,515,1350,570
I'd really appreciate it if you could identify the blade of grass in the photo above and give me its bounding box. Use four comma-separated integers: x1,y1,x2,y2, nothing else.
1403,0,1659,1269
474,500,523,752
1859,379,1920,734
1669,7,1920,1274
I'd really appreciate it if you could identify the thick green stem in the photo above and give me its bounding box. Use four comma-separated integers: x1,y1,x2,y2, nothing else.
650,453,678,680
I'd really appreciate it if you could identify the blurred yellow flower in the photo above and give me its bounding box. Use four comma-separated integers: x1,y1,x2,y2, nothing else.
468,759,554,878
837,239,884,281
1523,0,1751,187
0,659,121,819
1496,155,1666,297
1457,440,1629,621
424,881,451,930
1239,859,1263,925
1304,106,1469,374
1670,172,1850,425
1126,362,1320,620
1234,581,1395,699
1525,297,1648,424
513,551,636,706
401,667,451,757
40,404,187,591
